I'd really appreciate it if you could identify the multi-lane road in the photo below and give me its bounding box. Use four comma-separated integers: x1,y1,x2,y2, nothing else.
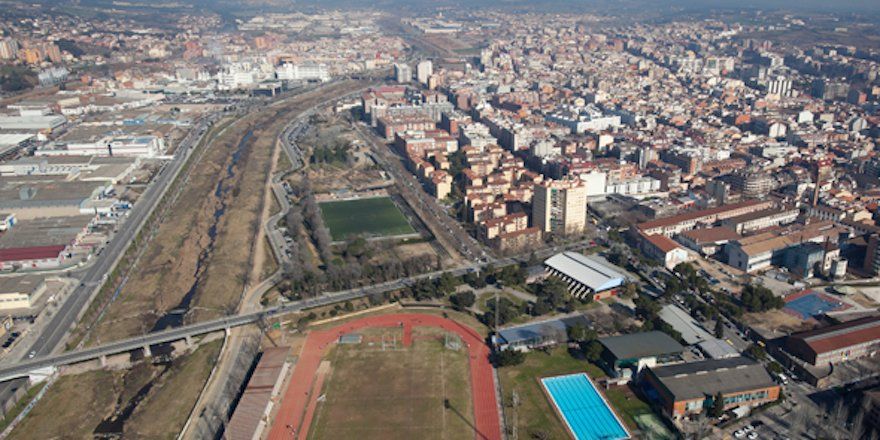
352,121,488,262
0,112,221,403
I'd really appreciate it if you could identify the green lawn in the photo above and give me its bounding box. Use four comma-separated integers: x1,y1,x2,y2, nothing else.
319,197,416,241
498,347,604,440
498,347,656,439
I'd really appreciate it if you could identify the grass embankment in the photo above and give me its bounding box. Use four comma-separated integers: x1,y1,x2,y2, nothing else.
9,340,221,439
0,382,47,433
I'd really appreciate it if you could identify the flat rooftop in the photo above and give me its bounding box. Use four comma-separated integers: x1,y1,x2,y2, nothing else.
599,330,684,361
650,357,776,401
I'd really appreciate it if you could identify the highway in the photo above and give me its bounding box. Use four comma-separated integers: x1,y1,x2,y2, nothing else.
0,113,220,401
352,121,488,262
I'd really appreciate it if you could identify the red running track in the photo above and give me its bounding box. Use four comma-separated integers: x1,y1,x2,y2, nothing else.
266,313,502,440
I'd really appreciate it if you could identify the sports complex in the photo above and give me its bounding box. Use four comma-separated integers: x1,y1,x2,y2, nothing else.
542,373,630,440
266,313,503,440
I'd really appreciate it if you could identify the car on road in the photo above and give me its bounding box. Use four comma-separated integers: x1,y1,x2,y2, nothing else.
28,351,36,359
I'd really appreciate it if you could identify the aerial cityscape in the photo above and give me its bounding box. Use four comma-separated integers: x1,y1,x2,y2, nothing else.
0,0,878,439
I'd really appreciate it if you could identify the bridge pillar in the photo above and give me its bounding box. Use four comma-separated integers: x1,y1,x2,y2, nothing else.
142,345,152,357
99,355,107,367
184,335,193,347
225,327,231,337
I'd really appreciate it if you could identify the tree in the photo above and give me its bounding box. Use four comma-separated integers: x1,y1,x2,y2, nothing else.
714,319,725,339
527,251,540,267
450,290,476,310
664,277,682,297
490,349,525,367
436,272,459,295
583,340,604,362
710,392,726,418
531,300,552,316
567,323,597,343
634,295,661,321
483,297,521,326
740,284,784,312
535,276,569,309
498,265,526,286
622,282,638,299
463,271,487,289
674,262,698,284
607,245,628,266
744,343,766,361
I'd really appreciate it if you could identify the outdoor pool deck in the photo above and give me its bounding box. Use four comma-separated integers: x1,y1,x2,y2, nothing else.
541,373,630,440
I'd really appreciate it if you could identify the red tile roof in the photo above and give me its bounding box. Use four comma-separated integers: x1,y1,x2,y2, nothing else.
791,316,880,355
637,199,771,231
642,232,680,253
0,245,65,262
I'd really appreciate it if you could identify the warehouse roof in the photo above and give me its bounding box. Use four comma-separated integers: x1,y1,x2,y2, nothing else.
599,331,684,361
497,313,590,347
649,357,776,401
637,199,770,231
544,252,626,292
0,274,45,295
226,347,290,440
659,304,713,345
679,227,740,244
788,316,880,355
0,245,66,262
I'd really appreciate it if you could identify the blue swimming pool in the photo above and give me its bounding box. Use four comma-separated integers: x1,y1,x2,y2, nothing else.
541,373,630,440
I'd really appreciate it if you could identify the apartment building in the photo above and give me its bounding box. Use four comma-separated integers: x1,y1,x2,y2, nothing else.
532,179,587,235
637,199,775,237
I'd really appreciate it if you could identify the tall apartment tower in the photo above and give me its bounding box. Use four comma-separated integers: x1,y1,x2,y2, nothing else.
394,63,412,83
767,77,792,98
416,60,433,85
532,180,588,235
0,39,19,60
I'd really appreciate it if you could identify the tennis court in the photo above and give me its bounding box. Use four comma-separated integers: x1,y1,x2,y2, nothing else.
541,373,630,440
784,290,846,319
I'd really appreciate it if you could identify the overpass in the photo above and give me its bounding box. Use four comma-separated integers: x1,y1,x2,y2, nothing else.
0,237,604,383
0,282,398,383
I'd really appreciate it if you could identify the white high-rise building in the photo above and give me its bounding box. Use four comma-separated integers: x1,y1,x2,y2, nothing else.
276,63,330,82
416,60,433,85
767,77,792,98
394,63,412,83
0,39,18,60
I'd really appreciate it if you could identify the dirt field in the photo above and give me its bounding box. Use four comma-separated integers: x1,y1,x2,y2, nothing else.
84,81,366,344
309,327,474,440
9,340,221,439
741,309,816,337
